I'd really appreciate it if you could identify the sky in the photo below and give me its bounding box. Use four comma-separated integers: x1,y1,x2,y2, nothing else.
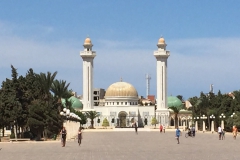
1,1,240,100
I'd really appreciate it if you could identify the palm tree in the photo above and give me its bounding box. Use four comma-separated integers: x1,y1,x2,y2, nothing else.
85,111,99,129
36,71,57,139
37,71,57,101
169,105,183,128
50,80,72,112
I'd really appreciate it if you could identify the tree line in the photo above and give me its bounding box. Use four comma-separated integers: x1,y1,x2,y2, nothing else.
0,65,86,140
188,91,240,131
1,65,240,138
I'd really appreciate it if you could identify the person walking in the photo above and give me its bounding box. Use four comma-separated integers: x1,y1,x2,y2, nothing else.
221,129,225,140
60,127,67,147
77,127,83,146
192,126,196,137
163,125,165,133
160,124,163,133
175,127,181,144
218,126,222,140
133,122,138,134
233,125,238,140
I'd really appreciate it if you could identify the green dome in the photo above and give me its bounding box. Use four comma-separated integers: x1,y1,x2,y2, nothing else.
68,96,83,110
167,96,182,108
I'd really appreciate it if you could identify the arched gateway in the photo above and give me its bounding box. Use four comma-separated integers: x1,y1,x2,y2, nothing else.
118,111,128,127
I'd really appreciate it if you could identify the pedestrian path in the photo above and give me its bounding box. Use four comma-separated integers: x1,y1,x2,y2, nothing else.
0,132,239,160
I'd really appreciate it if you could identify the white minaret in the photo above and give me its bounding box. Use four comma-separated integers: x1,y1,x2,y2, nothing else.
80,37,96,111
154,37,170,126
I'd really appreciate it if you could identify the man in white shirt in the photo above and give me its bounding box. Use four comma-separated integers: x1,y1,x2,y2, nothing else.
218,126,222,140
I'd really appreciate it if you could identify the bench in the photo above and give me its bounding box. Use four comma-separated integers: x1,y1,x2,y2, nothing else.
10,138,31,142
0,137,10,142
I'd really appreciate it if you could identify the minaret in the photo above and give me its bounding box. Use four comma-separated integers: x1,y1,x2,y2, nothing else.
154,37,170,125
80,37,96,111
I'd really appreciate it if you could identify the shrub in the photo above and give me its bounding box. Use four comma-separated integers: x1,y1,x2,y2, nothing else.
151,117,158,126
102,118,109,128
10,133,15,139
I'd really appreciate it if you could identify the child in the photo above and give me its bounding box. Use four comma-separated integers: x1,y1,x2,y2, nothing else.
175,127,181,144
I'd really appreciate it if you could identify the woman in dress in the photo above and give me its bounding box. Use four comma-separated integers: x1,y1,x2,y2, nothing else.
60,127,67,147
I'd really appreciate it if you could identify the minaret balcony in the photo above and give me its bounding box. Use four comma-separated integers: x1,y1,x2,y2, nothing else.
80,51,96,57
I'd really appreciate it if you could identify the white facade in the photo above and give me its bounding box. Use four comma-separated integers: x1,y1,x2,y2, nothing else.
94,105,155,127
80,38,96,111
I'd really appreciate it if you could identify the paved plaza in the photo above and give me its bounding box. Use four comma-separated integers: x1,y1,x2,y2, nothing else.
0,130,240,160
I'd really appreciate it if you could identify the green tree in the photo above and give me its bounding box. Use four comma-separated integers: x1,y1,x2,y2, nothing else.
0,87,4,136
169,105,183,128
86,111,99,128
151,117,158,128
102,118,109,128
75,111,87,126
51,79,72,112
36,71,58,139
1,66,23,137
226,112,240,129
27,100,45,140
37,71,57,101
176,95,184,102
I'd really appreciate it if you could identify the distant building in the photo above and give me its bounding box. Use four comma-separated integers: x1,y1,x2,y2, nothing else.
93,88,105,106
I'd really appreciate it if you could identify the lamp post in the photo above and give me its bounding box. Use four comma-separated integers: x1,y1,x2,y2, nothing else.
182,117,186,131
200,115,207,133
231,112,236,128
194,117,199,131
219,113,225,129
210,114,215,133
60,108,81,121
187,116,191,128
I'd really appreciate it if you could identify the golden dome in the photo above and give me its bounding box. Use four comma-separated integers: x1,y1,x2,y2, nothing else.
105,82,138,97
158,37,165,44
84,37,92,45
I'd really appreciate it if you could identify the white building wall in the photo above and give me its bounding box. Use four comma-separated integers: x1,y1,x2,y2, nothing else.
93,105,155,127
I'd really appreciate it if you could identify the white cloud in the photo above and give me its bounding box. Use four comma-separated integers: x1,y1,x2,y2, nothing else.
1,21,240,99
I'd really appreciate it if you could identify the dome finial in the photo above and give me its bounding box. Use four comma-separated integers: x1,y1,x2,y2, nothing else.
158,36,165,44
84,36,92,45
120,77,123,82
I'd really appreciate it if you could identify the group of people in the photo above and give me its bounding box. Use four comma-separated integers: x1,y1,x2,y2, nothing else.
217,125,238,140
217,126,225,140
60,124,239,147
132,122,166,134
187,127,196,137
60,126,83,147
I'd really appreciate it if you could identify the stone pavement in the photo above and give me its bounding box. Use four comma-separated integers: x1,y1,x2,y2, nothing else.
0,131,240,160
